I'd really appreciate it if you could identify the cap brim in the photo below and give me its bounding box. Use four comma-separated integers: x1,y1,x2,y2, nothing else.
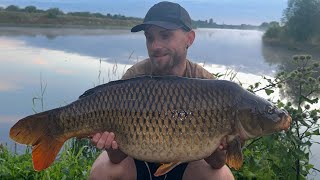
131,21,183,32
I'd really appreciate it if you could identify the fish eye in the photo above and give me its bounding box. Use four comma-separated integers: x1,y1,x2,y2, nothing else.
266,106,275,114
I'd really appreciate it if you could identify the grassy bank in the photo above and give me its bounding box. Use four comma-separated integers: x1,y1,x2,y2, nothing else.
0,11,142,29
0,139,100,179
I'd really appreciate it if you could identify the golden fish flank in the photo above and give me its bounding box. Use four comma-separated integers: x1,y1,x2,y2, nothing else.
9,75,291,177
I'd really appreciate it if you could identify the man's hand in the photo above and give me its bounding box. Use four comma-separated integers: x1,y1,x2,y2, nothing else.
91,132,118,150
91,132,128,164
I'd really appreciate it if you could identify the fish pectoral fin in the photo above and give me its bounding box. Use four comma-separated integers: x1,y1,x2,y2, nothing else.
32,135,65,171
226,137,243,170
154,162,181,177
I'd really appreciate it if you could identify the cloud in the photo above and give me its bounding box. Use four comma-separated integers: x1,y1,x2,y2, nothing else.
0,115,23,124
54,68,74,75
32,58,49,65
0,81,21,92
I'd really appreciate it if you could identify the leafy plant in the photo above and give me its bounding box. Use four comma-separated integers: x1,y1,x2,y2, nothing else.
233,55,320,179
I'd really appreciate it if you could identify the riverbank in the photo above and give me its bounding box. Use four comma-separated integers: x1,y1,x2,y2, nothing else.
0,11,142,29
263,37,320,58
0,26,134,37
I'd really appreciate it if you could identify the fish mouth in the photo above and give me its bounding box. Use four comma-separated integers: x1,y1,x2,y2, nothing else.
278,115,292,131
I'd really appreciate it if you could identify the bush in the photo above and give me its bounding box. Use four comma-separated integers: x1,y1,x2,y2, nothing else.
24,6,37,13
234,54,320,179
264,25,282,39
5,5,20,12
46,8,64,18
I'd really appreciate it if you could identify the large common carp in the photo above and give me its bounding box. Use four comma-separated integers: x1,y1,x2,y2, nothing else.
10,76,291,176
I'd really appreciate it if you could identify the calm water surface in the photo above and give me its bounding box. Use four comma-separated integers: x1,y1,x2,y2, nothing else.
0,27,318,177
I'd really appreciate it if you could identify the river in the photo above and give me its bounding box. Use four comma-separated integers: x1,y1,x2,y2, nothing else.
0,27,319,178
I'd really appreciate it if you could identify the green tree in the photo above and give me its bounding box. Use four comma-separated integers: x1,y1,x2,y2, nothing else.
24,6,37,13
282,0,320,42
259,22,270,29
209,18,214,25
263,22,282,39
46,8,64,18
92,13,105,18
5,5,20,12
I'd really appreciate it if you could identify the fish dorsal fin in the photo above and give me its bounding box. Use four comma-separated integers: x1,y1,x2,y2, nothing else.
154,162,181,177
78,75,153,99
226,137,243,170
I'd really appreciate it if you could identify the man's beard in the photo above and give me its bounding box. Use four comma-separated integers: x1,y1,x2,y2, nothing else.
150,50,183,75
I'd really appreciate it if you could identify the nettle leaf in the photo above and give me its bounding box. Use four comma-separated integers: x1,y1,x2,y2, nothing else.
265,89,274,95
312,129,320,135
277,100,285,108
305,164,314,171
263,76,273,83
305,132,312,137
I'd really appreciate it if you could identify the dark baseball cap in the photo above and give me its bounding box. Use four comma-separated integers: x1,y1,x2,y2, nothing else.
131,1,192,32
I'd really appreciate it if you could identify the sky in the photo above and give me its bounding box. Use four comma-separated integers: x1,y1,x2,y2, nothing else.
0,0,288,25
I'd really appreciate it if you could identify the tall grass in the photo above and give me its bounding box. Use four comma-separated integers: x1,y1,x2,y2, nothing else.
0,139,100,179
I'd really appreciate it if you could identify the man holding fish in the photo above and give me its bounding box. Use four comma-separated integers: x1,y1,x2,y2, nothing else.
9,1,291,180
90,1,235,180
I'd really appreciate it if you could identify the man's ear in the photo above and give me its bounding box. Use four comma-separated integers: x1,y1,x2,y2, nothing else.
187,30,195,47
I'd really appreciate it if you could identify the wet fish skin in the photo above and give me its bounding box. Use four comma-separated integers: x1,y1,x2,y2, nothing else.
9,75,291,174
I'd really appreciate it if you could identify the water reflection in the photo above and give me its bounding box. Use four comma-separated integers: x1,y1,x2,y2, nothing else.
0,37,128,152
191,28,275,75
262,40,320,67
0,27,278,75
0,27,147,65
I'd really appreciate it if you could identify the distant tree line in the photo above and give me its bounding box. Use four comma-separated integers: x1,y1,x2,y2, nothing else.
1,4,298,31
264,0,320,43
0,4,268,30
192,18,263,30
0,5,142,21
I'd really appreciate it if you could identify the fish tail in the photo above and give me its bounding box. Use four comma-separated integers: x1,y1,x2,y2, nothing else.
9,110,66,171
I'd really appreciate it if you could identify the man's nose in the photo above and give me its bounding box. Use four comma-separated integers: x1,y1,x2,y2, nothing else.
150,39,162,50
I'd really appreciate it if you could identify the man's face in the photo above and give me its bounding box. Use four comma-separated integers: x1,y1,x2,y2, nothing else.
144,26,192,75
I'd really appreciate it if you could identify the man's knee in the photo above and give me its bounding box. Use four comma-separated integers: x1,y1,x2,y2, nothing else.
211,165,234,180
183,160,234,180
89,151,136,180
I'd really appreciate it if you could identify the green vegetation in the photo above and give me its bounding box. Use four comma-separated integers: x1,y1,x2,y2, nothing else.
191,18,261,30
263,0,320,45
0,139,99,179
0,5,142,28
232,55,320,179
